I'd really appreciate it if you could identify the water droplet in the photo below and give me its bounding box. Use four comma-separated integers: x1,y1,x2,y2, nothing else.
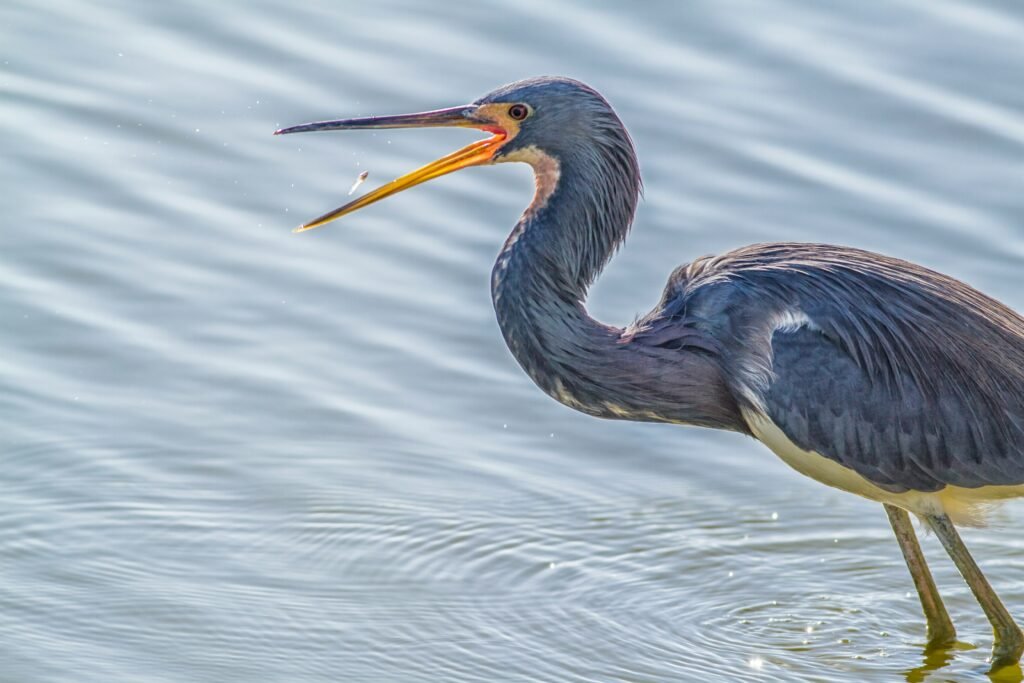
748,656,763,670
770,512,778,520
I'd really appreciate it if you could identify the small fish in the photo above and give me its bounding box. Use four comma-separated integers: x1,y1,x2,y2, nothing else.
348,170,369,195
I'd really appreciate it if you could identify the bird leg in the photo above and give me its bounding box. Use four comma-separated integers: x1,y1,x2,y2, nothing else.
884,504,956,648
925,512,1024,668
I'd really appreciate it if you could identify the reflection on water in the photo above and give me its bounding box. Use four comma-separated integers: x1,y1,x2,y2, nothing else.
904,643,971,683
3,0,1024,681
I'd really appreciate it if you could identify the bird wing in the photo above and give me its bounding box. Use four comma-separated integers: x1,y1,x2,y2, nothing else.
763,325,1024,492
631,243,1024,492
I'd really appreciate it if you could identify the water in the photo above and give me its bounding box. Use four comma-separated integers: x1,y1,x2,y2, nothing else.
3,1,1024,681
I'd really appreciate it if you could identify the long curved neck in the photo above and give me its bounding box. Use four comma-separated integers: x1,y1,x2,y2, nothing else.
490,159,622,416
490,147,745,432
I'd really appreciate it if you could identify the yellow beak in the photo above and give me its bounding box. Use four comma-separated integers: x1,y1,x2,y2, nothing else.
274,105,505,233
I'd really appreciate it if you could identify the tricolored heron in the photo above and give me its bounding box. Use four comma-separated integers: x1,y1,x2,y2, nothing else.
276,77,1024,668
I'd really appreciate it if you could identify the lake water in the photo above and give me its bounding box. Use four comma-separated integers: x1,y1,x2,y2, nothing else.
4,1,1024,681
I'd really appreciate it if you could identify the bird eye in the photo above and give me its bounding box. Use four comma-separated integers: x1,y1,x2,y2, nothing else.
508,104,529,121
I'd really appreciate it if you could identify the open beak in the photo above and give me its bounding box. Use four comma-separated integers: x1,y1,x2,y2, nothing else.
274,105,504,233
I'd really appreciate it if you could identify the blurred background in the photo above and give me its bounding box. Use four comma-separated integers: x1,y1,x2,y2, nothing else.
3,1,1024,681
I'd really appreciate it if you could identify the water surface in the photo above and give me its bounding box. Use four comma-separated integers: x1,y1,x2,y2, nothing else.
3,1,1024,681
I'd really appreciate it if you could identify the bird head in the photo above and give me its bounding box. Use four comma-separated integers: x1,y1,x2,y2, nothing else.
275,76,636,232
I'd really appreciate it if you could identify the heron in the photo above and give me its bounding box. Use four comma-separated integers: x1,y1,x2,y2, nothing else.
276,76,1024,668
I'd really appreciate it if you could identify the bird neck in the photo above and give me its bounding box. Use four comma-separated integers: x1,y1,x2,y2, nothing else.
489,148,745,432
487,165,745,432
490,154,638,417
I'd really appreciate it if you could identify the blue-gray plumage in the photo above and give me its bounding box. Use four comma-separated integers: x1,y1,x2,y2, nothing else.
277,76,1024,668
633,243,1024,493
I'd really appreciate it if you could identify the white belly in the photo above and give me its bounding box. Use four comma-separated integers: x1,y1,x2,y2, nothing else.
743,409,1024,527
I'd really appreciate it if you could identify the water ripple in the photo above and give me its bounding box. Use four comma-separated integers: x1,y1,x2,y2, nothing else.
4,0,1024,681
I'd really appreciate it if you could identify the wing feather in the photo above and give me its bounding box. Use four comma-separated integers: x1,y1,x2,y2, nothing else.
631,243,1024,491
